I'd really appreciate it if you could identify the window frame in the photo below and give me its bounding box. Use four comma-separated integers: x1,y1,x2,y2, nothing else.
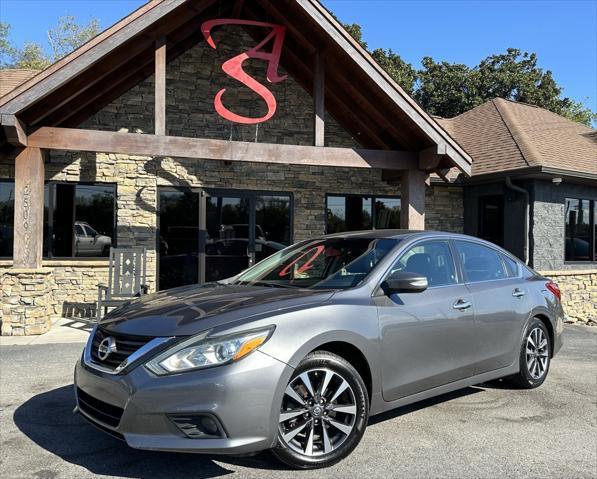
324,193,401,234
564,197,596,264
44,181,118,260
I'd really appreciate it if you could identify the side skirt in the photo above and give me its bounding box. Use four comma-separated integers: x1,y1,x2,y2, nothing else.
369,362,520,417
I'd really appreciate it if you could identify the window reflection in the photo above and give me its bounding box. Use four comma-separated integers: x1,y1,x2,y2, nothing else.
0,181,15,258
326,195,400,234
43,183,116,258
565,198,594,262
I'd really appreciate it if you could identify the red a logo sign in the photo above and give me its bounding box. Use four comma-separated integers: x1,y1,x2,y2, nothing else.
201,19,288,124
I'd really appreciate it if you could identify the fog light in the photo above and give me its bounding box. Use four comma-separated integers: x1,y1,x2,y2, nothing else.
169,414,226,439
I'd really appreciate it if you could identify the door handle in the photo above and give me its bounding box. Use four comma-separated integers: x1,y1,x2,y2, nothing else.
512,288,525,298
453,299,472,311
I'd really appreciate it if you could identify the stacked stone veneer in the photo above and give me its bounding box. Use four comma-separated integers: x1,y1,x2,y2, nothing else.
1,269,52,335
540,270,597,325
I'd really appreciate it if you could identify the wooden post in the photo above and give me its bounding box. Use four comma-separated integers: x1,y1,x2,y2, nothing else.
155,36,167,135
314,53,325,147
400,169,427,230
13,147,45,269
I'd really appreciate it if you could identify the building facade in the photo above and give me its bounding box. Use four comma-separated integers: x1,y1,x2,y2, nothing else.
0,0,471,335
0,1,594,336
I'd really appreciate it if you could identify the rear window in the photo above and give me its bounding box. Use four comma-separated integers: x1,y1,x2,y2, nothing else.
455,240,508,283
502,254,520,278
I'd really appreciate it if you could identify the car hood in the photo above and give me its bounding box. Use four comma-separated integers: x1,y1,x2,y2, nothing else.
99,283,335,337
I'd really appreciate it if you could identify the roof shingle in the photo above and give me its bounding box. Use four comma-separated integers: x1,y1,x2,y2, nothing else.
0,69,39,98
437,98,597,177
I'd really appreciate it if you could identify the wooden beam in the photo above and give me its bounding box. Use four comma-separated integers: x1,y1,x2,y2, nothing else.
1,114,27,147
28,127,419,170
13,147,45,269
418,144,447,170
313,52,325,147
155,36,167,135
400,169,428,230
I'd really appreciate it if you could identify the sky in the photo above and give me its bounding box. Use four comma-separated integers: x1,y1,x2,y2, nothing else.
0,0,595,110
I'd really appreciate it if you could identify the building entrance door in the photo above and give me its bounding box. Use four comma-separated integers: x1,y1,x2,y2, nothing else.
158,188,292,290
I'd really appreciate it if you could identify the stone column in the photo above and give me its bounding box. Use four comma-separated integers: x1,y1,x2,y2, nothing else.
1,268,52,336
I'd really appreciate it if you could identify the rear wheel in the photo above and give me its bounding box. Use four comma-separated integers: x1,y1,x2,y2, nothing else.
272,351,369,469
506,318,551,389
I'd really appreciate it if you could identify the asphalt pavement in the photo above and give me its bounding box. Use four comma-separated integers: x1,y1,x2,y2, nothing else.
0,324,595,479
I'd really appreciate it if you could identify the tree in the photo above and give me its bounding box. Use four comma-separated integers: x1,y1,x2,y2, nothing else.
47,15,100,61
1,16,100,71
371,48,417,95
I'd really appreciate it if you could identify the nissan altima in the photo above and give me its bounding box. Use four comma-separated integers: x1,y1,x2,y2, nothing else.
74,230,564,469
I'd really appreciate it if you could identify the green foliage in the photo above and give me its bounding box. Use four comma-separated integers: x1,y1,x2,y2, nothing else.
371,48,417,95
47,15,100,61
1,16,99,71
339,20,595,126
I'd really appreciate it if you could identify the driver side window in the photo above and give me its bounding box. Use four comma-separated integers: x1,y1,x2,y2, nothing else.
389,240,457,287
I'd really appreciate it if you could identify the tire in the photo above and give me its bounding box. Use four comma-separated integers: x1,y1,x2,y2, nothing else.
271,351,369,469
506,317,551,389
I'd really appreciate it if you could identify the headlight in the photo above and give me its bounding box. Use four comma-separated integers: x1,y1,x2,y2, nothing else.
145,326,274,375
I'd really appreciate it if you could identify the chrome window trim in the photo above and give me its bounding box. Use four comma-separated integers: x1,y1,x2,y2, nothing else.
84,325,173,375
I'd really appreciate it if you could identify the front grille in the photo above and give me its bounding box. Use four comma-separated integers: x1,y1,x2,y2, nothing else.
77,387,124,428
90,326,153,369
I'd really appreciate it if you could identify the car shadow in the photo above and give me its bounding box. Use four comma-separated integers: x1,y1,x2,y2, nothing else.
368,386,484,425
13,385,284,478
14,384,487,477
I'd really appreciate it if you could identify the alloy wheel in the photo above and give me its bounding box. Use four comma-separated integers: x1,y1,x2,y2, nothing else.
526,327,549,380
278,368,357,457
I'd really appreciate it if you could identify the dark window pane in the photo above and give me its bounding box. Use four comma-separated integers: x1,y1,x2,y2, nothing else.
0,181,15,257
479,195,504,246
391,240,457,287
255,195,291,245
43,183,116,258
326,196,373,233
565,199,591,261
159,190,199,290
375,198,401,229
455,241,507,283
74,184,115,257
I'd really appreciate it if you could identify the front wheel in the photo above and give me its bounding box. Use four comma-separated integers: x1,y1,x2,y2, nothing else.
506,318,551,389
272,351,369,469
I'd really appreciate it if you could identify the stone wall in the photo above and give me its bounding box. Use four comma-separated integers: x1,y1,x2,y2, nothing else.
531,180,597,271
82,26,358,149
1,269,52,336
540,269,597,325
1,147,463,332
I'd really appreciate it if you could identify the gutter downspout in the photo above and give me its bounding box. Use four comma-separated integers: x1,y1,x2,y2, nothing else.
505,176,530,264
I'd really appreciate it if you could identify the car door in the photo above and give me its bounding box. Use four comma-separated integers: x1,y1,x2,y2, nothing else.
454,240,532,373
375,239,477,402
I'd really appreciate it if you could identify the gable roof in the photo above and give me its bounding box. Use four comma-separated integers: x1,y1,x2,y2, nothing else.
438,98,596,178
0,0,472,175
0,69,39,98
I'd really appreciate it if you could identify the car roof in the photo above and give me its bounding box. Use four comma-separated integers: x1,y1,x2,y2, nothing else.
321,229,439,240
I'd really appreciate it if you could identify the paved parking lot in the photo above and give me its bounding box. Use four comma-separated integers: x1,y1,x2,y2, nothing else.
1,324,595,479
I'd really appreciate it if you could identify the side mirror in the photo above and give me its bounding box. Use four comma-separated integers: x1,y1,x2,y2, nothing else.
381,271,428,295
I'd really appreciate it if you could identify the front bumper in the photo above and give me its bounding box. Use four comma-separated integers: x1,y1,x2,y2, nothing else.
74,349,293,455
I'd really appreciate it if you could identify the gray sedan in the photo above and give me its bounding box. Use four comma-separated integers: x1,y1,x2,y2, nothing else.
74,230,564,469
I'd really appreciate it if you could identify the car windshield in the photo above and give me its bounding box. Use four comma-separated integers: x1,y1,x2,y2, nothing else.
230,237,399,290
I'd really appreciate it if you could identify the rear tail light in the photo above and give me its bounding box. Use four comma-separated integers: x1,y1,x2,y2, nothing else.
545,281,561,302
